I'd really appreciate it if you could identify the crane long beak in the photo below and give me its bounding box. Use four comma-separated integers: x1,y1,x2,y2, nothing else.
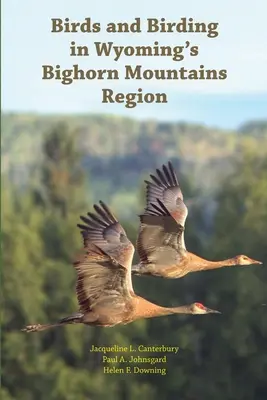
206,308,221,314
248,257,262,265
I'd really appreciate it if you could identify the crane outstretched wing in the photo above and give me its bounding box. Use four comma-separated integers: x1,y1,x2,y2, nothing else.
75,201,135,314
136,162,188,266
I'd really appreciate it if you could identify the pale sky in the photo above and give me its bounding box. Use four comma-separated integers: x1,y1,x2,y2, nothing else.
2,0,267,127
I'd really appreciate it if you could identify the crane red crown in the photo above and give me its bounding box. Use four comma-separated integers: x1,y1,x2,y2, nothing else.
195,302,205,309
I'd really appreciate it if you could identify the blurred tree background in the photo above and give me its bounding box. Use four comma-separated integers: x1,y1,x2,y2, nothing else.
1,114,267,399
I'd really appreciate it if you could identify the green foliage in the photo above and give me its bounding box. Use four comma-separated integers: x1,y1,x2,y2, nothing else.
2,118,267,399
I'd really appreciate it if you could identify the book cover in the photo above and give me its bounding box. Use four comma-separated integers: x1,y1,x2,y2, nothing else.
2,1,267,399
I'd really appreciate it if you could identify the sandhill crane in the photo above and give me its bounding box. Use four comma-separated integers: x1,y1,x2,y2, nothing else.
132,162,262,279
22,201,220,333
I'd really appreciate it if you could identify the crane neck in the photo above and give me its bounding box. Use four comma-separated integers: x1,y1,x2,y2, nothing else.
188,253,237,270
135,297,192,318
167,305,193,314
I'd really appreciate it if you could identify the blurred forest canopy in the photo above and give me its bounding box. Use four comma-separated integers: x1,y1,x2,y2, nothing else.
1,113,267,399
2,113,267,216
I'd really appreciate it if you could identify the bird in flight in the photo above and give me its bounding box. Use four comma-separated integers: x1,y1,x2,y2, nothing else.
22,201,220,333
132,161,262,279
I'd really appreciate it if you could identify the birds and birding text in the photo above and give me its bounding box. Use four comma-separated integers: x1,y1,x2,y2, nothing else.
42,17,228,108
